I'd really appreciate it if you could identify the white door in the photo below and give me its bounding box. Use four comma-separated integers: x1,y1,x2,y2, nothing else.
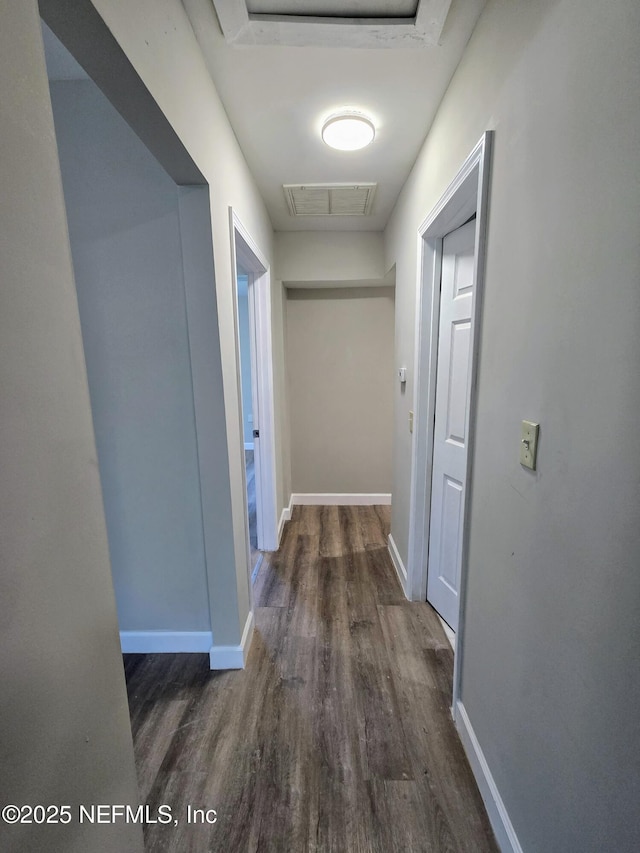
427,219,477,631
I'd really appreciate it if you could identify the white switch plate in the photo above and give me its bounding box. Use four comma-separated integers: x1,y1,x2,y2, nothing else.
409,411,414,433
398,367,407,384
520,420,539,470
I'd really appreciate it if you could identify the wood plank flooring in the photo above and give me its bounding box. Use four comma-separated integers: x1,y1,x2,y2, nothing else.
124,506,497,853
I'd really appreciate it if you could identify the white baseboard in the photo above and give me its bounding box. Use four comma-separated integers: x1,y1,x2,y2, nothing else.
209,610,255,670
277,495,293,547
244,442,254,451
437,614,456,651
291,493,392,506
387,533,408,598
119,631,213,653
455,701,523,853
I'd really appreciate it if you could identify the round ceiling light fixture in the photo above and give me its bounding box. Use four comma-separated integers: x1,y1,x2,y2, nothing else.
321,111,376,151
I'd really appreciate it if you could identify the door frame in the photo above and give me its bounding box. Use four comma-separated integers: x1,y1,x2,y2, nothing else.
230,209,279,558
235,268,262,556
407,132,493,714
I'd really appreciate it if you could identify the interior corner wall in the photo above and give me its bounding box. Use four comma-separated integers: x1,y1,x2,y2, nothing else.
0,2,142,850
384,0,640,850
49,77,210,632
84,0,277,644
286,287,395,495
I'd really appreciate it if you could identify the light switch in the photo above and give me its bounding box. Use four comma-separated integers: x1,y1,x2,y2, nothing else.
398,367,407,384
409,411,414,434
520,420,539,470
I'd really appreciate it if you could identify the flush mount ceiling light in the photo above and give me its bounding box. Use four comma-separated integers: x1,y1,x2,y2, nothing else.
321,112,376,151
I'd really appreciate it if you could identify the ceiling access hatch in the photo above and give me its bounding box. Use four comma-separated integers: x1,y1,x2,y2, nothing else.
283,183,377,216
246,1,419,16
212,0,453,48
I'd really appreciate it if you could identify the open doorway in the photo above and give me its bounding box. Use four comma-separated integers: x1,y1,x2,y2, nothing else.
236,268,260,573
40,16,229,661
231,211,279,577
407,132,492,713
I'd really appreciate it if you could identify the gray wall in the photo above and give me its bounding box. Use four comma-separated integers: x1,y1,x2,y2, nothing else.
286,287,395,494
0,2,142,850
276,231,386,286
50,77,210,632
385,0,640,849
237,276,254,445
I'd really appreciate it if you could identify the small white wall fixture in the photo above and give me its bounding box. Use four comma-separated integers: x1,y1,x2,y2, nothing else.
407,132,493,713
230,209,279,569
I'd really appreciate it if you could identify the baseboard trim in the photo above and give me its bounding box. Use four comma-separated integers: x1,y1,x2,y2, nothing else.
387,533,408,598
277,495,294,547
244,442,254,451
437,614,456,651
291,493,392,506
119,630,213,653
209,610,255,670
456,701,523,853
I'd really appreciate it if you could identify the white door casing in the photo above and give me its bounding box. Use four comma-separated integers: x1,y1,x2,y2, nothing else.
406,131,492,715
246,272,264,549
230,209,279,575
427,220,476,631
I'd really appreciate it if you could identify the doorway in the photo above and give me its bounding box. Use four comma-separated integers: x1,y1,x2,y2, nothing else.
40,12,245,663
407,132,492,712
231,211,279,580
236,267,261,574
427,217,477,635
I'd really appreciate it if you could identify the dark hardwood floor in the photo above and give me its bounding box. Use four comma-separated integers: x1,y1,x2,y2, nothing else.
124,506,497,852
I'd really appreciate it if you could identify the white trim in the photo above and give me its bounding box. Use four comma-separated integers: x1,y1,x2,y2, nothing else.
291,493,391,506
120,631,213,654
211,0,452,48
406,132,493,713
244,441,254,451
231,211,269,273
387,534,409,597
438,615,456,651
246,273,262,545
456,702,523,853
277,494,294,547
209,610,255,670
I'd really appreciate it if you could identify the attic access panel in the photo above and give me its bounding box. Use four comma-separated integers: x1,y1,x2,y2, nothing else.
246,1,419,17
212,0,452,48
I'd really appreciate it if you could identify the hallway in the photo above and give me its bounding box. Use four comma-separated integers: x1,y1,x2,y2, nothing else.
124,506,496,852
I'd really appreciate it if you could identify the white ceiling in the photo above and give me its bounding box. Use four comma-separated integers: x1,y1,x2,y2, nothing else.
184,0,485,232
